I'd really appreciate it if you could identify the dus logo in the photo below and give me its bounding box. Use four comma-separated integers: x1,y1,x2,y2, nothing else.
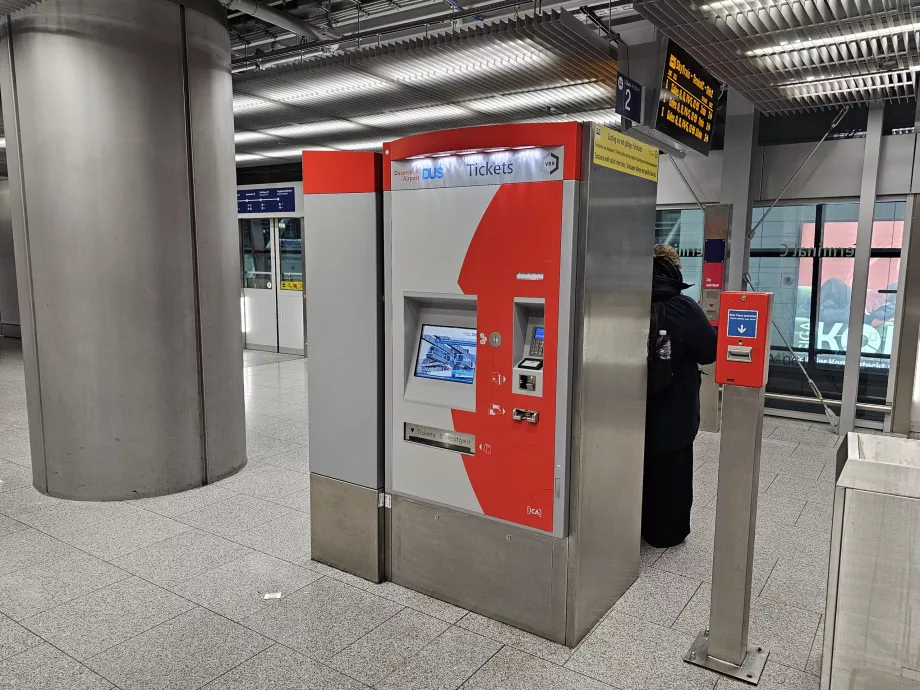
421,167,444,180
527,505,543,518
541,153,559,175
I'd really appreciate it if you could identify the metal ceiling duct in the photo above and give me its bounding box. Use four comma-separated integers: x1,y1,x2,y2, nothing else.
219,0,338,41
232,9,620,162
0,1,46,9
633,0,920,114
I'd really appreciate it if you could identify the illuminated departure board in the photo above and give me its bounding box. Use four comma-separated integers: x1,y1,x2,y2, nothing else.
654,40,721,156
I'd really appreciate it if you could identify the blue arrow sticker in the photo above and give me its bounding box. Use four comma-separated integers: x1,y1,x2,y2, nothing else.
726,309,758,339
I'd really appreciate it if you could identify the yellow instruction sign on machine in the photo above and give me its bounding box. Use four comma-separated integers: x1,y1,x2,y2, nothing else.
592,124,659,182
281,281,303,291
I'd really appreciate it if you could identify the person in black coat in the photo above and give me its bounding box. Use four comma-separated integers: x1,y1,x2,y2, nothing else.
643,245,718,548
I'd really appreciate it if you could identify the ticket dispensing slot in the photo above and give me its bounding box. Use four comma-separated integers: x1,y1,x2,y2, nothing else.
726,346,752,363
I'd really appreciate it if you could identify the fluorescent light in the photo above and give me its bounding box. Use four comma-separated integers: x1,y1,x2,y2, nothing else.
464,83,614,113
261,121,363,138
372,45,548,84
749,21,920,56
235,131,272,143
354,105,468,128
782,69,918,97
334,140,385,151
257,74,392,105
254,146,334,158
233,96,273,113
235,154,266,162
0,138,6,149
779,65,920,88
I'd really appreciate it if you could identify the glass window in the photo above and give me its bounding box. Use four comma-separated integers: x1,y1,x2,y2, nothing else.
654,208,703,301
240,219,273,289
278,218,303,291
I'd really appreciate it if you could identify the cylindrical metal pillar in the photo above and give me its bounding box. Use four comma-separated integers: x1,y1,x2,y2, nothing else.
0,0,246,500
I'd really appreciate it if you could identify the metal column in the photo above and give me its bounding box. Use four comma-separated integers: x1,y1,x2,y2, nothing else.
720,92,759,292
839,105,883,434
0,0,246,499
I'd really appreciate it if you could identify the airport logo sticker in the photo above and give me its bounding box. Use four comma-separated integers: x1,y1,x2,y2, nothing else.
726,309,758,338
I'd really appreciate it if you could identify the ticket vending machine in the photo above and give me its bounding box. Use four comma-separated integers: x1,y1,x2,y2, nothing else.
238,183,306,354
384,122,660,644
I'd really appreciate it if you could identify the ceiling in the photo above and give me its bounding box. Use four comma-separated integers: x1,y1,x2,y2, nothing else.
633,0,920,114
230,0,651,164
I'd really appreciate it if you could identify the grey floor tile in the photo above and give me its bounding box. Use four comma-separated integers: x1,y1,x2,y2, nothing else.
755,492,807,528
0,611,42,662
792,444,838,462
694,462,720,506
759,556,828,614
262,444,311,475
245,433,308,463
111,528,254,587
761,438,800,459
218,465,310,501
0,512,25,538
806,616,824,676
0,551,129,621
715,660,820,689
612,566,702,627
171,552,321,622
330,607,449,685
304,560,380,591
0,458,31,491
463,646,613,690
759,454,825,482
261,420,310,444
457,612,573,666
173,493,293,539
242,576,403,661
229,510,312,564
61,509,194,561
22,576,194,660
0,431,31,465
0,526,75,576
367,581,468,624
130,484,240,518
202,644,366,690
640,541,665,570
771,425,838,449
673,588,820,671
86,607,271,690
0,485,65,518
796,500,834,533
565,611,717,690
377,626,502,690
267,488,311,513
766,475,835,507
16,500,140,538
0,643,113,689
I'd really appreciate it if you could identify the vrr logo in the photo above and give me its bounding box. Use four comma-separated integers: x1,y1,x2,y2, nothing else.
541,152,559,175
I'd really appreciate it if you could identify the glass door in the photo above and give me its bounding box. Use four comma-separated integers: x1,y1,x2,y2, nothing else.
240,219,278,351
276,218,305,355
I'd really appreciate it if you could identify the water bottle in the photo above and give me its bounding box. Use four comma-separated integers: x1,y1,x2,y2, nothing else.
656,330,671,360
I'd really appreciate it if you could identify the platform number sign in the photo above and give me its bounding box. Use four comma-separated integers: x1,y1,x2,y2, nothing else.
615,72,643,124
726,309,758,339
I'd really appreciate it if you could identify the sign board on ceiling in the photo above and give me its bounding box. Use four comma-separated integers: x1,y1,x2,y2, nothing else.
237,187,297,214
654,40,721,157
615,72,643,123
592,124,659,182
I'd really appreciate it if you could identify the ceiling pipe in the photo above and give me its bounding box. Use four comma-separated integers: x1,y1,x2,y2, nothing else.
219,0,339,41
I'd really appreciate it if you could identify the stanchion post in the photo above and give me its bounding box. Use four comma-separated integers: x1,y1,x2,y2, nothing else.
684,291,772,685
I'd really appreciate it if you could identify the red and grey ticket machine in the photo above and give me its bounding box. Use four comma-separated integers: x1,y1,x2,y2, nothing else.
715,291,773,389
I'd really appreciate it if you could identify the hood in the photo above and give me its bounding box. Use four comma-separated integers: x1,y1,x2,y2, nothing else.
652,274,692,301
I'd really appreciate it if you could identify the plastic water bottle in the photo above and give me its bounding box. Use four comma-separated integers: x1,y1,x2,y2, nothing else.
656,330,671,360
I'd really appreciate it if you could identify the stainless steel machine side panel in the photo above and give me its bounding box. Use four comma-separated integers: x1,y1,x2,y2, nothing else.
564,125,656,645
184,4,246,483
311,474,383,582
390,493,568,642
307,191,383,489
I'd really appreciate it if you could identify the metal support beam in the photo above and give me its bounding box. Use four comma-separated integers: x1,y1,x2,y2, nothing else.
719,92,759,292
840,105,883,435
220,0,338,41
889,191,920,434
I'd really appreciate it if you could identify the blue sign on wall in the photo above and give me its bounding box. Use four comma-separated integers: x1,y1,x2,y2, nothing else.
726,309,758,338
615,72,643,123
237,187,296,214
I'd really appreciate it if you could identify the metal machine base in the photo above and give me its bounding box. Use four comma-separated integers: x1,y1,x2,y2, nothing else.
684,630,770,685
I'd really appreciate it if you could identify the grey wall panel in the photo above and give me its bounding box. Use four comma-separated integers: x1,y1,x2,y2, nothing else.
185,4,246,482
759,139,864,201
657,150,723,206
878,134,916,198
0,180,18,329
306,191,382,489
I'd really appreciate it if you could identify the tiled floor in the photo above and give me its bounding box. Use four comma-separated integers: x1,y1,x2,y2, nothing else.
0,340,838,690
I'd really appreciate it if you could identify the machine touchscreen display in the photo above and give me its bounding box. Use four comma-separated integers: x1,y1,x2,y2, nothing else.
415,325,477,385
